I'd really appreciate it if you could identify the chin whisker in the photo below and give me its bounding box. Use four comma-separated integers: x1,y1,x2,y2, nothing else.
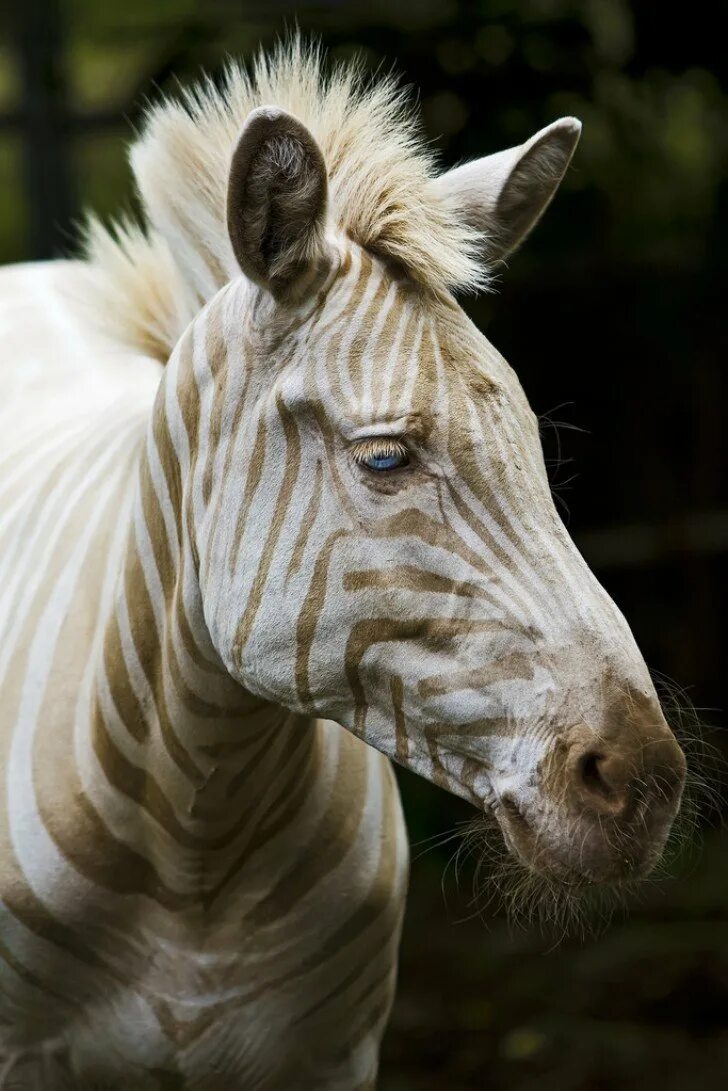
437,809,656,941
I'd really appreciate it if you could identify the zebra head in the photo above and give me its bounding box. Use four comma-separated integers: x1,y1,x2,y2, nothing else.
183,106,685,889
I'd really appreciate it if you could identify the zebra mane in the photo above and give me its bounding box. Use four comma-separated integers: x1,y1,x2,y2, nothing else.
81,35,486,362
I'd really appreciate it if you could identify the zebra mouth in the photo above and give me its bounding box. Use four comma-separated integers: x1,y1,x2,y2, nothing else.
495,794,602,885
495,795,541,864
493,793,655,887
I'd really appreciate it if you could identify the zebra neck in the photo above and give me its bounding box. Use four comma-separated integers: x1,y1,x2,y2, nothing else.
85,437,320,903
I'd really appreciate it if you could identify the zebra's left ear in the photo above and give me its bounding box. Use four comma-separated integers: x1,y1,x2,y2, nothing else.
227,106,330,296
434,117,581,264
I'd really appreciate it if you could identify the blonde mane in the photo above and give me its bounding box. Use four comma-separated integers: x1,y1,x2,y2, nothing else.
82,36,486,361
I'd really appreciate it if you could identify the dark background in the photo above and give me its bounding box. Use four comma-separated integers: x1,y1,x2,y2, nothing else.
1,1,726,1088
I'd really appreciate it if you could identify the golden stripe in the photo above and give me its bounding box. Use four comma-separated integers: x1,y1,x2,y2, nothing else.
418,650,534,698
100,611,149,743
243,731,369,928
228,413,268,577
343,565,485,600
233,395,302,656
285,459,323,583
121,540,203,781
294,529,349,706
344,616,502,735
390,674,409,763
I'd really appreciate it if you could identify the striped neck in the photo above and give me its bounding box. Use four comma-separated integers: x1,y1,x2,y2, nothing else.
85,337,319,910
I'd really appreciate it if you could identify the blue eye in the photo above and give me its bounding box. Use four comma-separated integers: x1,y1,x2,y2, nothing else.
353,439,410,473
366,452,406,471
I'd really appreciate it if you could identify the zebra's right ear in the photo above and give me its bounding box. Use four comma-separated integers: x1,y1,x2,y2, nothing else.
433,117,581,264
226,106,330,297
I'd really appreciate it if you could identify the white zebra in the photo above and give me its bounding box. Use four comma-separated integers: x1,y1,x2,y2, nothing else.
0,38,684,1090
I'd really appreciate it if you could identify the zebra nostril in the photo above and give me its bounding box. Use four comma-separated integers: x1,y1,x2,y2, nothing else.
579,751,611,797
573,748,632,817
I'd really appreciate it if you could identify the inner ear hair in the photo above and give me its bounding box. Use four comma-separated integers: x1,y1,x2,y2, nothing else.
493,124,579,255
227,107,330,296
433,117,581,266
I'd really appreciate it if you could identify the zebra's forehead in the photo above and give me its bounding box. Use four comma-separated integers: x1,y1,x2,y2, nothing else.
253,245,532,428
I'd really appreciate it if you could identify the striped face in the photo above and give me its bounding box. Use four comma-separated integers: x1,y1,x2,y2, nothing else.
172,238,685,887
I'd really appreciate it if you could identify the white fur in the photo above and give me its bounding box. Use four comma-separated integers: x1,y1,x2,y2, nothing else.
82,36,487,362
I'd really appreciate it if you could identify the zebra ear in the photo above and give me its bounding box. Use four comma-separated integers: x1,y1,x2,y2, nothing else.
227,106,330,295
434,117,581,264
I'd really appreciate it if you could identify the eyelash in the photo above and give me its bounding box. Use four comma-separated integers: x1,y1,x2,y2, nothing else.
351,437,410,473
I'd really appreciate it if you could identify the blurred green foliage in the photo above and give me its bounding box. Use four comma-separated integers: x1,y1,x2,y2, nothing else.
3,0,727,268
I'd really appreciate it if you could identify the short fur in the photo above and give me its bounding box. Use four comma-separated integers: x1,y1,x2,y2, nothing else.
82,36,486,361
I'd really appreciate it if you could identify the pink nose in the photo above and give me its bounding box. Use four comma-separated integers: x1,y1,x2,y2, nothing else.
569,735,686,819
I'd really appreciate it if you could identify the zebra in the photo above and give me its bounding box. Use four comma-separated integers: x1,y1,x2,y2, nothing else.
0,38,685,1090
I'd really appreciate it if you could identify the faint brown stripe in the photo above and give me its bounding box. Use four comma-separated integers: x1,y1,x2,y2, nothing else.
369,506,533,622
418,651,534,699
392,308,426,410
229,413,268,577
390,674,409,763
217,747,402,1006
373,290,412,410
204,728,319,906
292,895,398,1026
202,341,253,587
174,560,223,675
199,303,229,505
234,395,302,656
343,565,485,600
344,268,392,392
286,460,323,583
294,529,349,706
345,617,502,734
91,710,205,850
445,484,540,620
243,733,369,928
161,625,241,720
101,613,148,742
27,538,195,914
150,402,183,562
139,455,176,602
122,542,203,781
0,935,85,1009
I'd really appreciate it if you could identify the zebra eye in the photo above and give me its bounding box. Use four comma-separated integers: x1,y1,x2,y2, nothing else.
352,438,410,473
